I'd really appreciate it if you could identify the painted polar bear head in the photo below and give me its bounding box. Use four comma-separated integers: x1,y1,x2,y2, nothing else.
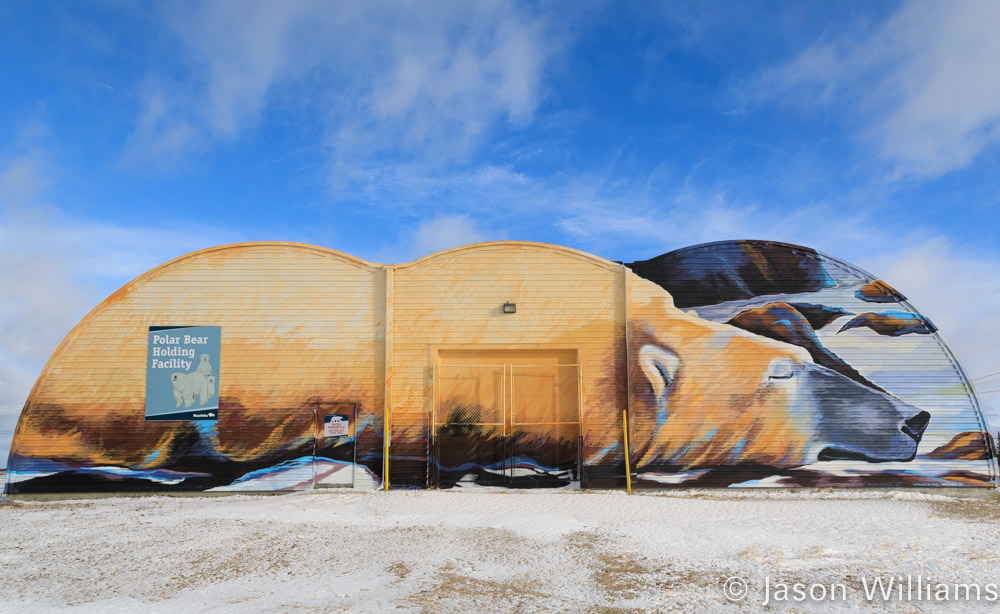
629,292,929,471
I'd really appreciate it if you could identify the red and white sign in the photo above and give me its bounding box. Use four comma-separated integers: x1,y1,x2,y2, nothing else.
324,414,349,438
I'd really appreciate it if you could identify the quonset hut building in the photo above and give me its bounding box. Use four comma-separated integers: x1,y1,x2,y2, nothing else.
4,240,997,495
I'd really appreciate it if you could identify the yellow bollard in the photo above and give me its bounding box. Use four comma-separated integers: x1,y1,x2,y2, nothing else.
623,409,632,495
384,429,390,491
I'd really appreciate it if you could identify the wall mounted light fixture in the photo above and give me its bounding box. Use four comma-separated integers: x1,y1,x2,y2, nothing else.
502,301,516,314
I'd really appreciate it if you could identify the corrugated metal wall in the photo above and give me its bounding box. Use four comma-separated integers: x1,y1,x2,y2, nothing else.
626,241,997,487
8,243,386,492
390,243,628,488
5,240,995,493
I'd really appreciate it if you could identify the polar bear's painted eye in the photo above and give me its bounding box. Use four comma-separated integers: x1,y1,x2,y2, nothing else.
766,358,797,380
638,344,681,402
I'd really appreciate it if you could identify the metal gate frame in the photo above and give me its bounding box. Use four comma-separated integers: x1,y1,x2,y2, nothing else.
431,364,506,486
431,362,582,487
508,364,582,486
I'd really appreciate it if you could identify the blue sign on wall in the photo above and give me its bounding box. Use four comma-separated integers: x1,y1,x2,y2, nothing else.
145,326,221,421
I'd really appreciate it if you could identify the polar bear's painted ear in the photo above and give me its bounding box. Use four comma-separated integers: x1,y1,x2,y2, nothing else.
638,344,680,402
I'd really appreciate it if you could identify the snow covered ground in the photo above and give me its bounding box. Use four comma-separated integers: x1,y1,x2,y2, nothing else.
2,488,999,612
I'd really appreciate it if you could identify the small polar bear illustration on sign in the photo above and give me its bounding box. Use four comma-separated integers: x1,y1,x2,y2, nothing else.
171,372,195,407
196,354,212,377
205,375,216,403
171,370,216,408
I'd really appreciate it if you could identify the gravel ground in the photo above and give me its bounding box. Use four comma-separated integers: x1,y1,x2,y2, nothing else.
1,488,999,613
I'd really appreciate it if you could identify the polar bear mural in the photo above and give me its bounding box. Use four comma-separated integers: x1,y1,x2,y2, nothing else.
624,240,993,487
627,288,930,478
2,240,994,495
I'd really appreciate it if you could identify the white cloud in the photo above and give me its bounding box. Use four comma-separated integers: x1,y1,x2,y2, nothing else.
557,191,763,252
124,84,201,167
865,237,1000,374
863,237,1000,434
0,156,48,206
129,2,559,169
0,158,94,366
759,0,1000,178
409,214,493,260
554,181,891,263
338,159,890,265
0,366,33,468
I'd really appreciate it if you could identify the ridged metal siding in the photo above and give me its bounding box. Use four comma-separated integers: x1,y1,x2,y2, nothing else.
8,243,385,492
5,240,995,493
390,244,627,488
626,241,996,487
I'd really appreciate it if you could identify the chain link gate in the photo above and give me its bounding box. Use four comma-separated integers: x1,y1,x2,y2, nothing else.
509,365,581,487
432,365,506,487
432,362,581,488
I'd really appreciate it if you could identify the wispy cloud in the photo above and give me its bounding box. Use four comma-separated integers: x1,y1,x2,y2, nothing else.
866,237,1000,375
758,0,1000,179
866,237,1000,432
409,214,495,260
0,155,49,205
124,81,201,167
126,1,563,170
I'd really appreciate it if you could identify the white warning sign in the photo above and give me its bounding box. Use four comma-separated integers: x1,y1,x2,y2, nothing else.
324,414,349,438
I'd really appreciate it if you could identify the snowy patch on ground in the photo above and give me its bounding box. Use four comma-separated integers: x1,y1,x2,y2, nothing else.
2,489,999,612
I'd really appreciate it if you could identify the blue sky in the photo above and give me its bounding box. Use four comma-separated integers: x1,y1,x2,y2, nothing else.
3,1,1000,463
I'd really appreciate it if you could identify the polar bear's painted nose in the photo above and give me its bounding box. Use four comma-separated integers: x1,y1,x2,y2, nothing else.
902,411,930,441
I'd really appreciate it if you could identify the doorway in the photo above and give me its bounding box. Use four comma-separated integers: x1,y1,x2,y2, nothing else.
311,401,357,489
432,349,581,488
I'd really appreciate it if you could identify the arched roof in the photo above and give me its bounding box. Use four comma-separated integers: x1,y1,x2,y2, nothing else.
14,242,381,409
396,240,621,271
